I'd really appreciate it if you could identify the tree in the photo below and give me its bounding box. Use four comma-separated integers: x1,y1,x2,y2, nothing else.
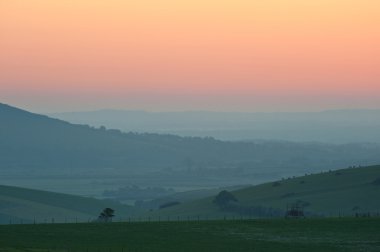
98,208,115,222
213,190,237,208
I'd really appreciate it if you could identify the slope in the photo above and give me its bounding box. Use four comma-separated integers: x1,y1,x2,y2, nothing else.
2,102,380,196
0,185,136,224
152,165,380,217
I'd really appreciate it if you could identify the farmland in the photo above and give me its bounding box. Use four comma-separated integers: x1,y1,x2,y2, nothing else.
0,218,379,251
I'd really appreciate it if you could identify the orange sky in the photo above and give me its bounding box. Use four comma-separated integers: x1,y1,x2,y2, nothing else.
0,0,379,112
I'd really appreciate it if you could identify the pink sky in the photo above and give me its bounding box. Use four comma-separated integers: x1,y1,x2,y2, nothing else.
0,0,379,112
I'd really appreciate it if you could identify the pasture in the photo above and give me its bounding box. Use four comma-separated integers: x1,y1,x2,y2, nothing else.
0,218,379,252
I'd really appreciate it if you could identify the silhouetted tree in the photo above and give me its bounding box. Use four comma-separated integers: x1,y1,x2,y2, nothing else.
98,208,115,222
213,190,237,208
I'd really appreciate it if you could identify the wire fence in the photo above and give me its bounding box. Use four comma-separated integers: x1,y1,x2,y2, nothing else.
3,210,380,226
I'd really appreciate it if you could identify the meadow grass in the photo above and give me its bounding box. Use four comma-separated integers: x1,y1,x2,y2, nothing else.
154,165,380,217
0,218,379,252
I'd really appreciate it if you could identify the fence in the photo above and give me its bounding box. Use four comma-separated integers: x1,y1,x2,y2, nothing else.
3,210,380,226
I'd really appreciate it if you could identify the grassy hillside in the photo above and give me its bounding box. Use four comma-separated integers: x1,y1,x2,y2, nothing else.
0,219,379,251
0,185,137,224
152,165,380,218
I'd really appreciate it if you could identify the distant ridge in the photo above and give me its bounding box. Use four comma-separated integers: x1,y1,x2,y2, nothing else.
50,108,380,143
1,103,380,185
0,102,72,127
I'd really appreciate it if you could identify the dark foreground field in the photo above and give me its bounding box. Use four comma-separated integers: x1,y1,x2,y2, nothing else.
0,218,379,252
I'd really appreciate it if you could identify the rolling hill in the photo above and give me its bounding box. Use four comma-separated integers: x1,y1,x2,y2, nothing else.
151,165,380,218
0,184,137,224
1,102,380,196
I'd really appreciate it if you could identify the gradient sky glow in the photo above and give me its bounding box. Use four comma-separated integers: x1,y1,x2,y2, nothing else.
0,0,379,112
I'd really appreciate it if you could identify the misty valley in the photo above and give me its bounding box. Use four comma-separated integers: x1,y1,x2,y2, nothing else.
1,103,380,201
1,103,380,251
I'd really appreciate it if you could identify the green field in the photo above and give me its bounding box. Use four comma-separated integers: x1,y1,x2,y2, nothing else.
0,218,379,251
153,165,380,218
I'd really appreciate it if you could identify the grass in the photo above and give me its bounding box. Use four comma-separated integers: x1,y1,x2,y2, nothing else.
0,185,136,224
153,165,380,217
2,165,380,224
0,218,379,251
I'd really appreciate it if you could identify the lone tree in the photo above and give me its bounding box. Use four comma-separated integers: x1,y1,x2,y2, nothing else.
213,190,238,209
98,208,115,222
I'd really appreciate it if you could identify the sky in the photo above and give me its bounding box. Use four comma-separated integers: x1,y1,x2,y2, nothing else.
0,0,379,113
